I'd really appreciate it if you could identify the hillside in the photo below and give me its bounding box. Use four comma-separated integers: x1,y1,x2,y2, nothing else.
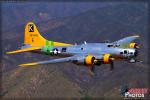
1,2,115,32
1,3,149,99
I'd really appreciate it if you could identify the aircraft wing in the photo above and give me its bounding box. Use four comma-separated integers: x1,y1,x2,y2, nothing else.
113,35,140,48
19,56,77,67
6,47,41,54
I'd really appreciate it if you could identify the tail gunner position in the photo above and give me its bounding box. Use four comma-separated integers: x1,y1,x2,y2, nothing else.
7,22,141,75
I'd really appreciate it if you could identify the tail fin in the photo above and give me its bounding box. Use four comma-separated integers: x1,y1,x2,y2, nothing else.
6,22,72,54
24,22,46,46
24,22,72,47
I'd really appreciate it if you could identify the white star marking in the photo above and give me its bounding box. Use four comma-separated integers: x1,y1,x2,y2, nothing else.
53,49,58,54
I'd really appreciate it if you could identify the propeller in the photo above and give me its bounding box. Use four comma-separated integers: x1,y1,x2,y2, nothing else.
91,65,95,72
110,60,114,70
88,65,95,76
89,66,95,76
110,58,115,70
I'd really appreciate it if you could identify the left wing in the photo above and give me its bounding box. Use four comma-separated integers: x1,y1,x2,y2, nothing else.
19,56,77,67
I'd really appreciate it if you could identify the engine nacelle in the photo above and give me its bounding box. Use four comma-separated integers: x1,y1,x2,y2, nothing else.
129,42,139,48
103,54,112,64
73,54,113,65
73,55,95,65
85,55,95,65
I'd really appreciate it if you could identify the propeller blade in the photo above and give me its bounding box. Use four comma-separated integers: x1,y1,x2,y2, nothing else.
91,65,95,72
110,61,114,70
88,65,95,76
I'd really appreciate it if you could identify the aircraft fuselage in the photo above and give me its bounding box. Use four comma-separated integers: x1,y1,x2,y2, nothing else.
42,43,137,60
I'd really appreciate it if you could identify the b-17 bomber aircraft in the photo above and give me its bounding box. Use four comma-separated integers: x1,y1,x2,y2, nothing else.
7,22,141,75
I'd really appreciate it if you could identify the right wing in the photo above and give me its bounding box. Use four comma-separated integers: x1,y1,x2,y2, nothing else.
112,35,140,48
19,56,77,67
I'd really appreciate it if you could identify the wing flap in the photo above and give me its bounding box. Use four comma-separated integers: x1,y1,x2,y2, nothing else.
6,47,41,54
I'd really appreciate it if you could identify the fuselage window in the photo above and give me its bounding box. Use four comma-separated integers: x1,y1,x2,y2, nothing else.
124,50,127,54
130,52,133,54
62,48,67,52
115,44,120,47
107,45,113,47
120,52,123,54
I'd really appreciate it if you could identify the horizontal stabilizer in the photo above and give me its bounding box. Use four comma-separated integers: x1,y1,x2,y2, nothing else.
6,47,41,54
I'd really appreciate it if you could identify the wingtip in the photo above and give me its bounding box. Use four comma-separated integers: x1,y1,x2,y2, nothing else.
19,62,39,67
6,52,9,54
19,64,25,67
6,51,18,54
132,35,140,38
19,64,29,67
6,52,12,54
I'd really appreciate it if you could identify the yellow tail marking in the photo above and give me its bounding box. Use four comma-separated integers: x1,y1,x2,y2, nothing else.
24,22,47,46
24,22,72,47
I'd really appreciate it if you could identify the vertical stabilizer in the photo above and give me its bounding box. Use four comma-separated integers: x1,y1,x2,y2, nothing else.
24,22,46,46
